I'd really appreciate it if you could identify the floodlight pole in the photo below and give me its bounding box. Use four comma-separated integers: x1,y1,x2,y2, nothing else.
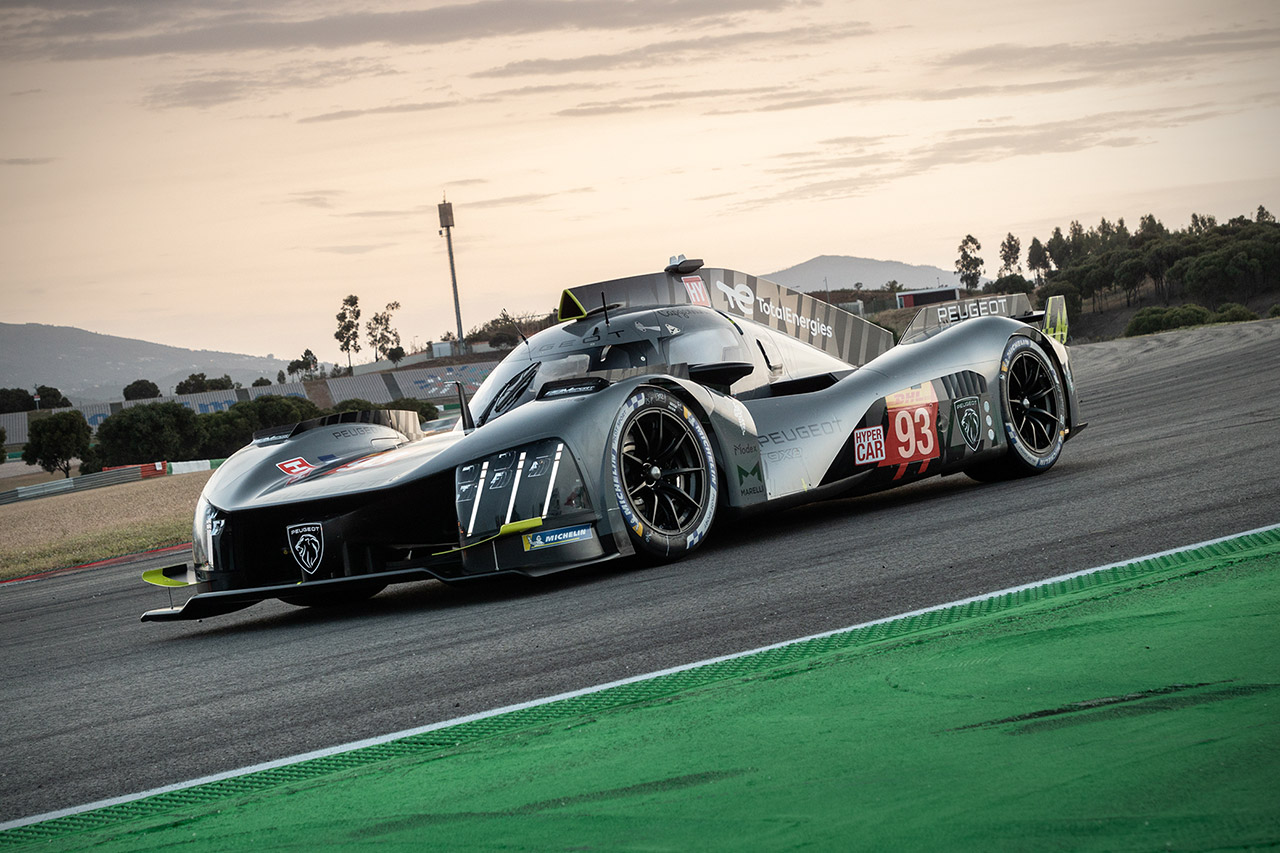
439,196,465,354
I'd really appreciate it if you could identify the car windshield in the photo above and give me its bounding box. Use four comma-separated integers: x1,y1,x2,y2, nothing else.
467,306,752,426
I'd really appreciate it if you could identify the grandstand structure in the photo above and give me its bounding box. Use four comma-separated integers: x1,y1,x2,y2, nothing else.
0,362,497,446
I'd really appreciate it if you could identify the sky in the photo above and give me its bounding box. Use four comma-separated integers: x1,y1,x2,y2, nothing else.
3,0,1278,368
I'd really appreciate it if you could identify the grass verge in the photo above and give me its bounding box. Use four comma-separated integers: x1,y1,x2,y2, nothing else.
0,472,211,579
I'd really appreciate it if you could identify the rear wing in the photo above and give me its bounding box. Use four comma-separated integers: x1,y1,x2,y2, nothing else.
899,293,1068,345
558,261,894,367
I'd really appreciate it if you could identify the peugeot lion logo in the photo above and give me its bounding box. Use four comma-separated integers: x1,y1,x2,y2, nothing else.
287,523,324,574
955,397,982,452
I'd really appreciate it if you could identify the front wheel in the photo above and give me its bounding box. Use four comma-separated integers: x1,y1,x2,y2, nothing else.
610,387,718,559
966,336,1067,481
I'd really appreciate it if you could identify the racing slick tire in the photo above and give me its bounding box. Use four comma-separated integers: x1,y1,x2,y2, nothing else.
610,387,718,560
280,581,387,608
967,336,1067,481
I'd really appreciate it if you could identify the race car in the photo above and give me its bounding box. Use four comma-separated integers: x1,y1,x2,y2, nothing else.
141,259,1084,621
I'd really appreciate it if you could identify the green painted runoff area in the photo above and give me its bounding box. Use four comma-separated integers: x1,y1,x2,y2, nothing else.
6,529,1279,851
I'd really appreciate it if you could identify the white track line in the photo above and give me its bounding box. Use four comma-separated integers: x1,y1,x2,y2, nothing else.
4,521,1277,832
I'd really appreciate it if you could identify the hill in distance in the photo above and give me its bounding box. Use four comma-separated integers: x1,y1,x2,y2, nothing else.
765,255,964,293
0,322,290,404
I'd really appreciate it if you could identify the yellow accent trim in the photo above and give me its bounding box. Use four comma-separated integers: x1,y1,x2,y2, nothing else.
558,290,588,321
1042,294,1068,343
432,517,544,556
502,517,544,536
143,567,191,588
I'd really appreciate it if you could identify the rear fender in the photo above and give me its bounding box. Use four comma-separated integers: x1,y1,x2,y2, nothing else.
1011,327,1085,439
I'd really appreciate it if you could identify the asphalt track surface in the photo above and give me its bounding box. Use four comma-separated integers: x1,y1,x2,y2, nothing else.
2,320,1278,825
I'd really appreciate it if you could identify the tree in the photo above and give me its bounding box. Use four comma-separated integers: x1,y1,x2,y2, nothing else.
123,379,160,401
1067,220,1086,262
251,377,272,387
955,235,984,290
21,410,91,478
0,388,35,413
1189,212,1217,235
386,345,406,366
984,273,1034,296
276,370,287,384
198,395,323,459
0,424,6,462
330,398,379,413
335,294,362,370
286,349,319,381
1027,237,1050,284
205,374,234,391
94,402,202,467
1133,213,1168,247
35,385,72,409
1045,227,1070,270
487,333,516,349
1258,205,1276,224
175,373,209,394
998,233,1022,276
366,301,402,361
387,398,438,421
1115,254,1147,307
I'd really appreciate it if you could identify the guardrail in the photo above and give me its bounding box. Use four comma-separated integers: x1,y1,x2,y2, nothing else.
0,458,228,506
0,466,142,506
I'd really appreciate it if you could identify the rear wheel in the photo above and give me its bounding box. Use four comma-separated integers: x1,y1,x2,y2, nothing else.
967,336,1067,480
610,387,718,559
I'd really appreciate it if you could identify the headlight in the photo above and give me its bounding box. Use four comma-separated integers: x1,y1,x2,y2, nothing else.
455,438,591,541
191,494,225,569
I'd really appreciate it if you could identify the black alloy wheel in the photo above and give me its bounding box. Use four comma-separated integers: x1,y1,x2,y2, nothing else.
966,336,1067,480
611,388,718,558
1006,346,1061,454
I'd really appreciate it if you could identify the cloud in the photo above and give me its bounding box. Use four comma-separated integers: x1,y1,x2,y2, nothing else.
475,21,873,77
143,57,400,109
465,187,594,208
339,207,433,218
2,157,57,165
556,85,785,116
286,190,345,209
938,28,1280,75
298,98,458,123
316,243,395,254
5,0,798,61
754,103,1243,206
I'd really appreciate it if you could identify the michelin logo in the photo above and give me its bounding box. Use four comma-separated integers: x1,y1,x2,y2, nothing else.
523,523,593,551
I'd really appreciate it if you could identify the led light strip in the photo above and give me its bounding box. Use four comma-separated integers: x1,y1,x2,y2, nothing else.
541,443,564,518
466,460,489,537
504,451,527,525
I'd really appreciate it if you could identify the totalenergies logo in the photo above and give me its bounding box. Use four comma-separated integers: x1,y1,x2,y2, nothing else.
714,279,754,315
